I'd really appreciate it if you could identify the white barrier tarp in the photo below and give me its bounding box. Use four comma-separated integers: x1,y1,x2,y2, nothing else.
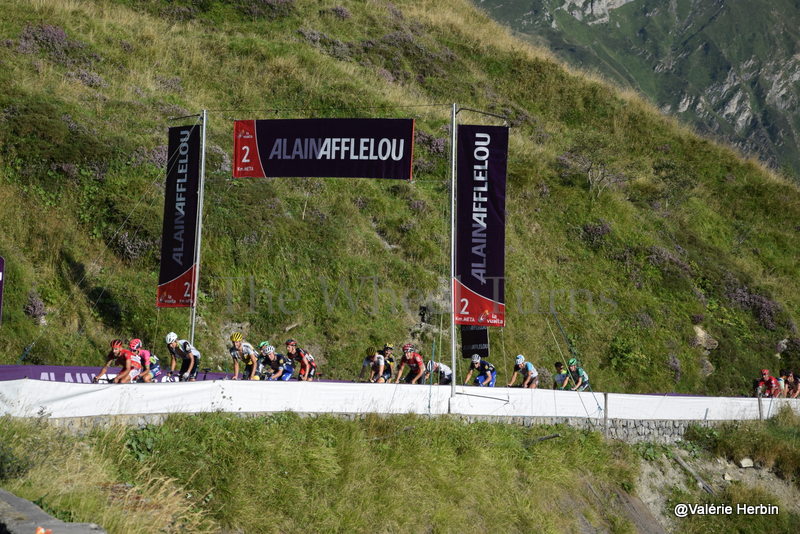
0,379,451,419
449,387,604,419
1,379,797,421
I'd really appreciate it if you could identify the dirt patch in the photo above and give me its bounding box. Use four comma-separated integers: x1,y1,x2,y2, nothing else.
636,449,800,531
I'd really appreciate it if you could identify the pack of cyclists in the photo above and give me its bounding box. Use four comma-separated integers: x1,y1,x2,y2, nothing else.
93,332,597,391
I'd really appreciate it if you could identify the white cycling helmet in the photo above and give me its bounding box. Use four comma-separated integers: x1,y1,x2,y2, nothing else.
165,332,178,344
264,345,275,354
426,360,434,373
515,354,525,365
471,354,481,364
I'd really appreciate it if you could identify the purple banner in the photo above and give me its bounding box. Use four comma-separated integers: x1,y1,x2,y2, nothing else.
158,124,201,308
454,124,508,327
234,118,415,180
0,365,226,383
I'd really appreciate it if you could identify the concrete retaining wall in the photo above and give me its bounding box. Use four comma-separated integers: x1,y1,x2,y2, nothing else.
46,411,720,444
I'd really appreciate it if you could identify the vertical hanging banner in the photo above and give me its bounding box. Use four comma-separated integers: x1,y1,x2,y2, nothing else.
460,325,489,359
157,125,201,308
233,118,415,180
454,124,508,327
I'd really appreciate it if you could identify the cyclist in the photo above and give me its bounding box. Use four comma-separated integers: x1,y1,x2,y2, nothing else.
256,341,273,379
756,369,781,398
229,332,258,380
553,362,569,390
463,354,497,387
263,345,294,381
379,343,396,381
566,358,590,391
94,339,140,384
424,360,453,385
359,347,390,383
507,354,538,388
165,332,201,381
129,338,161,383
285,339,317,381
785,370,800,399
394,343,424,384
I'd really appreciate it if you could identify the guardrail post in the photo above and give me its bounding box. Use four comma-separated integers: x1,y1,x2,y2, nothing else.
603,392,609,437
757,395,763,421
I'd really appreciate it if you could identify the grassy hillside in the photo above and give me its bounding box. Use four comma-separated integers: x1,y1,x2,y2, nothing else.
0,0,798,395
2,414,800,533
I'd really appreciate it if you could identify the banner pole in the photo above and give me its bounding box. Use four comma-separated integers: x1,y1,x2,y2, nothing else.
189,109,208,346
450,102,458,400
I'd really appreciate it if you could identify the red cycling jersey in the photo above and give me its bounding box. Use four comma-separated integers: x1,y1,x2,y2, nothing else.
110,348,141,370
759,376,781,397
402,352,424,371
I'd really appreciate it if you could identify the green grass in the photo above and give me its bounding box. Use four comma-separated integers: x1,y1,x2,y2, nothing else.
0,0,796,396
685,407,800,485
1,413,640,533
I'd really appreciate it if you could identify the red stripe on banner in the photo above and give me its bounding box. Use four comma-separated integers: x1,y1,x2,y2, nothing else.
157,265,196,308
453,278,505,327
233,120,265,178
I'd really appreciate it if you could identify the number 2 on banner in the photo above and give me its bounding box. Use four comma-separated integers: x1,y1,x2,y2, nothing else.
459,298,469,315
241,145,250,163
184,282,192,299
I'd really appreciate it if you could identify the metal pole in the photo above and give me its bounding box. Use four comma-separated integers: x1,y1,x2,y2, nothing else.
189,109,208,346
450,102,458,400
603,392,609,437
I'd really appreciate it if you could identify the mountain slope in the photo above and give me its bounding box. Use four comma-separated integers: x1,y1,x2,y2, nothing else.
476,0,800,179
0,0,798,395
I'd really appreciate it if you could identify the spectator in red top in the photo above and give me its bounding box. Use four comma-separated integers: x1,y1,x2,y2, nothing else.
756,369,781,398
94,339,140,383
394,343,424,384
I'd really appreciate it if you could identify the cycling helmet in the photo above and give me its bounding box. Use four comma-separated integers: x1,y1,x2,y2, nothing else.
366,347,376,357
285,339,297,346
258,341,270,349
110,339,123,349
230,332,243,342
263,345,275,354
568,358,578,366
515,354,525,365
165,332,178,344
402,343,414,353
129,338,142,351
761,369,770,375
471,354,481,364
384,343,394,351
426,360,435,373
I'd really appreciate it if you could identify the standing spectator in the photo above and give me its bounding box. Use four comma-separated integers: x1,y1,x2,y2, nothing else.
285,339,317,381
229,332,258,380
566,358,590,391
130,338,161,383
94,339,139,383
507,354,539,388
553,362,569,390
463,354,497,387
165,332,201,382
424,360,453,385
394,343,425,384
263,345,294,381
756,369,781,398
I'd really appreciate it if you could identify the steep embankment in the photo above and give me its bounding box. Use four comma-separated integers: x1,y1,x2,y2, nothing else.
0,0,798,394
